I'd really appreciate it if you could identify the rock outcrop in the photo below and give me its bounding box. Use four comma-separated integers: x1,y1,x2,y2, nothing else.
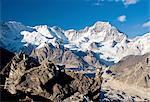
1,52,102,102
112,53,150,88
30,43,102,69
100,53,150,101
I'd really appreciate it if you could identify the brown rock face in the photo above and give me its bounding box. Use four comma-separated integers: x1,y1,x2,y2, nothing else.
112,53,150,88
30,43,86,68
0,48,16,102
2,52,102,102
30,43,103,69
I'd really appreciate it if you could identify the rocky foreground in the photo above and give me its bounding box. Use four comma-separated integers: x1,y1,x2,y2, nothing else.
0,49,102,102
0,47,150,102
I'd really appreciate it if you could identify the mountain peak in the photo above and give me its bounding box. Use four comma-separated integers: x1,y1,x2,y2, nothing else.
1,21,150,64
94,21,110,26
7,21,22,25
93,21,111,29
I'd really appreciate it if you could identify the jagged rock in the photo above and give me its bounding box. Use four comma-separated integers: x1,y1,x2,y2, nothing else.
2,52,102,102
30,43,87,68
63,92,85,102
0,47,15,91
100,53,150,102
30,43,103,69
112,53,150,88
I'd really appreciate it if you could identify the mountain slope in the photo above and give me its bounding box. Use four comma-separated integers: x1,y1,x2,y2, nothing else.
0,21,150,65
30,43,102,69
101,53,150,101
112,53,150,88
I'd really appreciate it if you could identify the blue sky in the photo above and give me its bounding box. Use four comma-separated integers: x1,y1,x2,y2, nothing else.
1,0,150,38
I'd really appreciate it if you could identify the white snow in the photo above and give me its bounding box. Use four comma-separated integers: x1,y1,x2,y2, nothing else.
1,21,150,64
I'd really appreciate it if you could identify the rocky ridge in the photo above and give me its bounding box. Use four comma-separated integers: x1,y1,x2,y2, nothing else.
100,53,150,101
0,51,102,102
30,43,103,69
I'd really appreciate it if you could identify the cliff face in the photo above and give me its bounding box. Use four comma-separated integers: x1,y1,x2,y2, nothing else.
1,52,102,102
100,53,150,102
30,43,102,69
112,53,150,88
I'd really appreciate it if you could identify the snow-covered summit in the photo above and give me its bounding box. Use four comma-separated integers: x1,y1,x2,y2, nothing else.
0,21,150,64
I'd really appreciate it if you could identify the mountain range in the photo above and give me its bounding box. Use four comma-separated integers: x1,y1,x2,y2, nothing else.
0,21,150,101
1,21,150,66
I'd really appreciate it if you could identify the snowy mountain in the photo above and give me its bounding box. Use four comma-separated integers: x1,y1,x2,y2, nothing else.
0,21,150,65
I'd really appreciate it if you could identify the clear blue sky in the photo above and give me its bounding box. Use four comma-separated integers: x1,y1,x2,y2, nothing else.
1,0,150,38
